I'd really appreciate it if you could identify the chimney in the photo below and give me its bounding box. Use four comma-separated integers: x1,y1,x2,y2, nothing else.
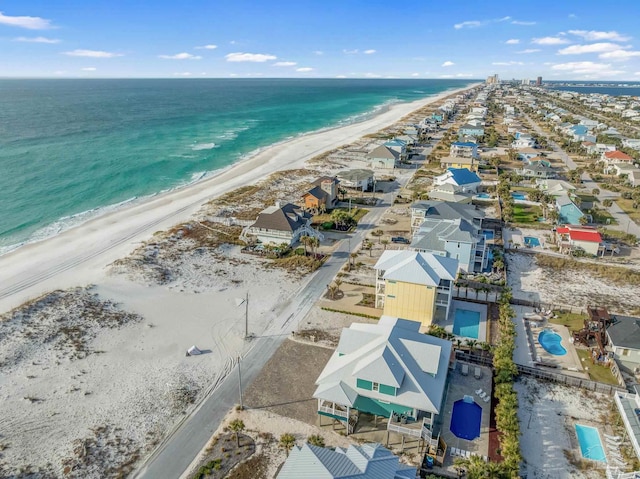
275,201,281,209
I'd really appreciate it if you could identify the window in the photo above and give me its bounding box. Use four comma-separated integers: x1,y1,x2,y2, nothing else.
387,294,396,298
372,382,379,392
623,349,630,356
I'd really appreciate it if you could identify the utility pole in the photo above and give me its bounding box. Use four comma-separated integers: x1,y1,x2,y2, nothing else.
237,356,243,410
244,291,249,339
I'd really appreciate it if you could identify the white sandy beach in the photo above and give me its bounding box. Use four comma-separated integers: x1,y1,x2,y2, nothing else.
0,84,479,476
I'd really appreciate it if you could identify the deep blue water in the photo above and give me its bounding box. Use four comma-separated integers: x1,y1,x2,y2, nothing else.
0,78,470,253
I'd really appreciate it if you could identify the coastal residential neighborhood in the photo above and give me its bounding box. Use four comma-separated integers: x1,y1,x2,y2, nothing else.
2,80,640,479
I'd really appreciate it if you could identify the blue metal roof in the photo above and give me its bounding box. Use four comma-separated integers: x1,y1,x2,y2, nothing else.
447,167,481,185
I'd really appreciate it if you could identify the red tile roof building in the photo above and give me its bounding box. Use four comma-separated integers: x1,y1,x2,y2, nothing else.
555,225,604,256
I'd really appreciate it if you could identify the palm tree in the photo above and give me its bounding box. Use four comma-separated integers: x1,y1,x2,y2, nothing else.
308,236,320,257
381,239,389,250
579,215,589,225
349,252,358,270
279,433,296,457
229,419,245,447
299,235,311,256
592,188,600,196
306,434,325,447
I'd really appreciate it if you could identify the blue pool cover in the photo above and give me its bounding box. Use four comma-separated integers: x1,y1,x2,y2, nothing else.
450,399,482,440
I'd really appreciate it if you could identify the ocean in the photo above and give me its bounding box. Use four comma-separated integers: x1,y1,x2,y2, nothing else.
0,78,469,254
546,83,640,97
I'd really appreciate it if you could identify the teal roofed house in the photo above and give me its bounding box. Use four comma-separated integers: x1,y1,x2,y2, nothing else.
459,124,485,138
313,316,452,445
276,443,416,479
556,194,584,225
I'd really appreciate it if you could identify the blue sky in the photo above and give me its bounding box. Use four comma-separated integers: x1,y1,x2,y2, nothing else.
2,0,640,80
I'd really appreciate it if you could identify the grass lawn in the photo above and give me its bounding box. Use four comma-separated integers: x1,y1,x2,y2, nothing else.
550,311,585,332
576,349,619,385
590,208,617,225
313,207,369,225
513,204,542,223
615,198,640,223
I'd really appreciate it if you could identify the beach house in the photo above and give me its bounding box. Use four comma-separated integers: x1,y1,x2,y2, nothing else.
599,150,635,173
373,250,458,327
410,218,488,273
277,443,416,479
458,124,484,138
606,314,640,370
433,168,482,193
450,141,479,159
410,201,485,235
517,160,556,179
367,145,399,169
555,225,604,256
336,169,374,191
613,386,640,463
439,156,479,172
313,316,452,441
242,202,321,246
427,183,473,204
301,176,339,212
536,179,576,196
555,195,584,225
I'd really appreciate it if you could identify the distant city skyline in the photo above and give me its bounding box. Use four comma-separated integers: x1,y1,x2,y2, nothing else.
2,0,640,80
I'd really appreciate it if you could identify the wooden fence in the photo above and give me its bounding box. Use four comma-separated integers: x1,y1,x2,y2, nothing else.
454,351,628,395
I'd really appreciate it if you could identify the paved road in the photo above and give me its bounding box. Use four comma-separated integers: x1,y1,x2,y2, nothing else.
524,113,640,238
134,153,425,479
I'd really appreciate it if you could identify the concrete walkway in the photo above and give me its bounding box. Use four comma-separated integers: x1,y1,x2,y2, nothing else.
524,113,640,238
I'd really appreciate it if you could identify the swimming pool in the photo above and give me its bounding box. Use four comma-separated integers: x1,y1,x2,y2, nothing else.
482,229,494,240
476,193,491,199
511,193,527,200
450,398,482,440
575,424,606,462
524,236,540,247
453,309,480,339
538,330,567,356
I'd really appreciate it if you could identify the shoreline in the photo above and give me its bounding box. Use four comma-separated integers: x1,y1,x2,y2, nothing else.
0,82,478,313
0,85,458,257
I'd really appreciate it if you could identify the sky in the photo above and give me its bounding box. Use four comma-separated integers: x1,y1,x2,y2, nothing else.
2,0,640,80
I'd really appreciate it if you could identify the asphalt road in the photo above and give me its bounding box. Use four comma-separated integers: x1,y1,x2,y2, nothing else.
133,157,424,479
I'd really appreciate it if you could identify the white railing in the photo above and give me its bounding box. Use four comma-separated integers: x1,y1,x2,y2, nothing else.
606,467,640,479
613,393,640,461
318,404,348,419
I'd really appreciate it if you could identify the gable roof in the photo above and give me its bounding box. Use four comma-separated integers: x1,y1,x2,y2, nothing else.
411,200,485,223
250,203,310,232
607,315,640,350
314,317,453,414
312,176,339,187
373,250,458,286
277,443,416,479
445,168,481,185
411,217,481,251
556,225,602,243
303,185,329,201
604,150,633,161
367,145,399,160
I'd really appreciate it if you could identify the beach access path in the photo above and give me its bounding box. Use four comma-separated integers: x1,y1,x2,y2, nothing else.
524,112,640,238
135,164,425,479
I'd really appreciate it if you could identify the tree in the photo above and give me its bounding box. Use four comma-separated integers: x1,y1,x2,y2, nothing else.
592,188,600,196
579,215,589,225
299,235,311,256
229,419,245,447
306,434,325,447
381,239,389,250
603,198,613,207
279,433,296,456
363,239,373,257
548,209,560,224
308,236,320,257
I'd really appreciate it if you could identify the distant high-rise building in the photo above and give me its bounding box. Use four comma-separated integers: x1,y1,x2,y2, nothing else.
486,74,499,85
536,76,542,86
521,78,530,85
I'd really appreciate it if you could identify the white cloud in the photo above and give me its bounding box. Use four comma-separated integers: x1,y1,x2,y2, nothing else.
505,39,520,45
558,43,627,55
195,44,217,50
173,72,192,76
63,49,123,58
599,50,640,61
532,36,571,45
363,49,376,54
158,52,202,60
343,49,359,54
568,30,630,42
81,67,96,72
411,72,420,77
314,50,324,55
273,61,297,67
439,74,454,78
296,67,314,72
455,73,474,77
13,36,60,43
511,20,536,26
550,61,625,77
225,52,276,62
635,72,640,76
568,14,577,19
335,75,347,78
492,61,524,66
442,61,455,67
0,11,53,29
454,20,482,29
517,48,541,54
364,72,382,78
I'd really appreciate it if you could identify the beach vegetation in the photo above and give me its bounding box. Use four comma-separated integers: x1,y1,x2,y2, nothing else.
535,254,640,286
278,433,296,456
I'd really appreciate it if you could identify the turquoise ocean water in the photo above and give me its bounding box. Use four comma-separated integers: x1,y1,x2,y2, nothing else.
0,78,471,254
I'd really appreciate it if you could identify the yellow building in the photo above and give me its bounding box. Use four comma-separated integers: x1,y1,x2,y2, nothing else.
374,251,458,331
439,156,479,172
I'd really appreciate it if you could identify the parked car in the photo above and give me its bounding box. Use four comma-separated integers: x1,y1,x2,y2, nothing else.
391,236,410,244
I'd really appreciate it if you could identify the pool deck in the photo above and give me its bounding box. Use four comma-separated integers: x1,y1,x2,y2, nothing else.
440,300,488,342
529,322,586,377
436,362,492,461
503,227,548,251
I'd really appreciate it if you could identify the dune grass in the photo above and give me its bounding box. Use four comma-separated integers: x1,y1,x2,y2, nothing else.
535,254,640,286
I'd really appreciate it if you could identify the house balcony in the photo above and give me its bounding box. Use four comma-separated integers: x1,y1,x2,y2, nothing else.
436,293,450,305
386,415,435,443
318,400,351,420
